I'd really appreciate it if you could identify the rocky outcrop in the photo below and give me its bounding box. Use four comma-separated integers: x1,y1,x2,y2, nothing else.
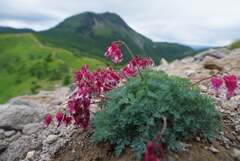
195,48,231,61
22,123,42,135
0,103,47,131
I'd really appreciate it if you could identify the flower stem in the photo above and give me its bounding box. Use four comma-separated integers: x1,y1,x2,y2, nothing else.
188,71,222,89
114,41,144,80
155,115,167,143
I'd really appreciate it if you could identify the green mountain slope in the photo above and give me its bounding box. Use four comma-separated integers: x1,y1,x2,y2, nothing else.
0,33,107,103
41,12,196,64
228,40,240,50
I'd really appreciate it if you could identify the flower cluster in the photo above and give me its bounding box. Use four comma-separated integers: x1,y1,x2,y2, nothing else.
44,41,154,129
121,56,154,77
211,75,238,100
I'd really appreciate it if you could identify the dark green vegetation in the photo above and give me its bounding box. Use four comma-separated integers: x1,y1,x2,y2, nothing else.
93,69,222,159
0,26,35,33
0,33,107,103
228,40,240,50
41,12,197,64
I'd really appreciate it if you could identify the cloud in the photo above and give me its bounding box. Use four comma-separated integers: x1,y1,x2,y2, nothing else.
0,0,240,46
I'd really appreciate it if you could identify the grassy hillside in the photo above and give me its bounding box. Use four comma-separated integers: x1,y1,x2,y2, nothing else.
228,40,240,50
0,33,107,103
41,12,196,64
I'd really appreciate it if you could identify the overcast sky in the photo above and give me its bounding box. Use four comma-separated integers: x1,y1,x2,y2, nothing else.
0,0,240,46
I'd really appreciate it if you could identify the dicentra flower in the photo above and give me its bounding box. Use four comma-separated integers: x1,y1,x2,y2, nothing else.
211,77,223,97
56,113,64,127
63,115,72,127
223,75,238,100
104,43,123,65
121,66,137,77
43,114,52,128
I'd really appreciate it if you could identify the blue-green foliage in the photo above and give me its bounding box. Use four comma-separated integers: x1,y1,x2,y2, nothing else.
92,69,222,159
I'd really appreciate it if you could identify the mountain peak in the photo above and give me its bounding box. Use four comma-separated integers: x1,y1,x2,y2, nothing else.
42,12,195,64
55,11,129,35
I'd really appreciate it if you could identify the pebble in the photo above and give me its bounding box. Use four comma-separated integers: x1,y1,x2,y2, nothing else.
225,144,230,149
231,148,240,161
208,146,219,153
5,130,16,138
185,70,195,77
237,136,240,143
234,95,240,101
198,85,208,92
196,137,201,142
25,150,36,160
43,135,58,144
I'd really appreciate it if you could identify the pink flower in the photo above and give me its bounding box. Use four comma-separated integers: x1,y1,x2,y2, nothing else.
104,43,123,65
56,113,64,127
83,98,90,109
211,77,223,97
63,114,72,127
146,57,155,67
127,56,154,70
144,141,164,161
121,66,137,77
43,114,52,128
223,75,238,100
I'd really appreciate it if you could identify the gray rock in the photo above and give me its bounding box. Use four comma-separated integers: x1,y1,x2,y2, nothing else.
50,99,63,106
51,129,60,135
0,140,8,153
0,104,47,130
0,135,42,161
4,130,16,138
0,129,4,140
10,131,22,142
231,148,240,161
22,123,42,135
195,48,231,61
8,99,38,108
